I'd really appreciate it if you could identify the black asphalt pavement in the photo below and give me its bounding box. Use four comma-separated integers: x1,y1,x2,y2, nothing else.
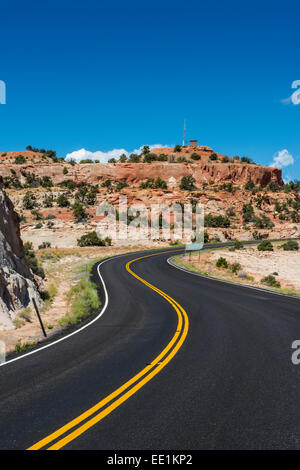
0,246,300,450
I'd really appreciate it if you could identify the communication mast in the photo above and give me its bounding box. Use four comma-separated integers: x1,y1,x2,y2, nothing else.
182,119,186,146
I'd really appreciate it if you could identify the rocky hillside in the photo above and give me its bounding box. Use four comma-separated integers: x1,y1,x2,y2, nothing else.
0,148,283,188
0,144,298,250
0,186,41,330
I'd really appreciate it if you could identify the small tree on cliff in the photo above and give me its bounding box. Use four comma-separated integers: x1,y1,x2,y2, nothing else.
180,175,196,191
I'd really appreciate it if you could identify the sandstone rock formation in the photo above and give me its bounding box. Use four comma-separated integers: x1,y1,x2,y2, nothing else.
0,186,40,329
0,160,283,188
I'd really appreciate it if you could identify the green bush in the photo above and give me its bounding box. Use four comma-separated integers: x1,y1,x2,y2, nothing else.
23,191,36,210
14,155,26,164
281,240,299,251
242,203,254,222
72,201,88,222
61,179,76,190
180,175,196,191
57,193,70,207
257,240,273,251
209,153,218,161
233,239,244,250
241,156,252,164
174,145,182,152
261,275,280,288
205,214,230,228
216,257,228,268
230,262,241,274
191,153,201,161
77,231,111,247
116,181,129,191
244,180,255,190
24,242,45,278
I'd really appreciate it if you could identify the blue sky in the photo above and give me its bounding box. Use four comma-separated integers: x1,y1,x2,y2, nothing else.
0,0,299,180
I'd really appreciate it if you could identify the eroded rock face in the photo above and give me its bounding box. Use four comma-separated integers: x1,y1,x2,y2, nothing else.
0,186,40,330
0,161,283,188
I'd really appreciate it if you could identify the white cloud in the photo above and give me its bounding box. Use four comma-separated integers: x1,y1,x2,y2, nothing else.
65,144,169,163
270,149,294,169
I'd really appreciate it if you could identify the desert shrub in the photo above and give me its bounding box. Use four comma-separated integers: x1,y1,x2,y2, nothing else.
230,262,241,274
219,182,233,192
14,155,26,164
61,179,76,190
157,153,168,161
281,240,299,251
143,153,157,163
24,242,45,278
209,153,218,161
268,181,280,192
154,177,167,189
72,201,88,222
205,214,230,228
242,203,254,222
233,239,244,250
46,213,56,219
190,153,201,161
129,153,141,163
261,275,281,288
23,191,36,210
40,176,53,188
252,215,274,229
108,158,116,163
244,180,255,190
77,231,111,247
57,193,70,207
241,156,252,164
63,166,68,174
221,156,229,163
174,145,182,152
43,195,54,207
216,257,228,268
3,175,22,189
116,181,129,191
252,230,264,240
180,175,196,191
38,242,51,249
15,341,36,353
34,223,43,229
85,186,99,205
101,179,112,188
31,209,43,220
119,154,127,163
257,240,273,251
77,231,105,247
291,211,300,223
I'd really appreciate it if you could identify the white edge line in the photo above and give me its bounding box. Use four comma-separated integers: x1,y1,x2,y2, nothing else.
0,253,122,368
167,255,300,301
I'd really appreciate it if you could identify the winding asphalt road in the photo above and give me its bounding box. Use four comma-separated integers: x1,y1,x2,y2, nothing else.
1,246,300,450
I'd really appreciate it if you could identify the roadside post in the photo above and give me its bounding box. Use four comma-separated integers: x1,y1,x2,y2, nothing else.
32,298,47,338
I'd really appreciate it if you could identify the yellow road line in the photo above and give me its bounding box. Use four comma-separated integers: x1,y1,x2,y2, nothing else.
28,250,188,451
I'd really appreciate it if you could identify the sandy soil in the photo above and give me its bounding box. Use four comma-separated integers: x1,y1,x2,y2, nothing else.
180,243,300,292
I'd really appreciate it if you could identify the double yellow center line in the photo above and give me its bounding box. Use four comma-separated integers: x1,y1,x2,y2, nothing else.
28,250,188,450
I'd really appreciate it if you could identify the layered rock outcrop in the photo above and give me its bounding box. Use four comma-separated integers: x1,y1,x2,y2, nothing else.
0,161,283,188
0,186,40,329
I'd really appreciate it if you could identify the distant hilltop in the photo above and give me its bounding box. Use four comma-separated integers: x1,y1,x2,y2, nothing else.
0,142,283,188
